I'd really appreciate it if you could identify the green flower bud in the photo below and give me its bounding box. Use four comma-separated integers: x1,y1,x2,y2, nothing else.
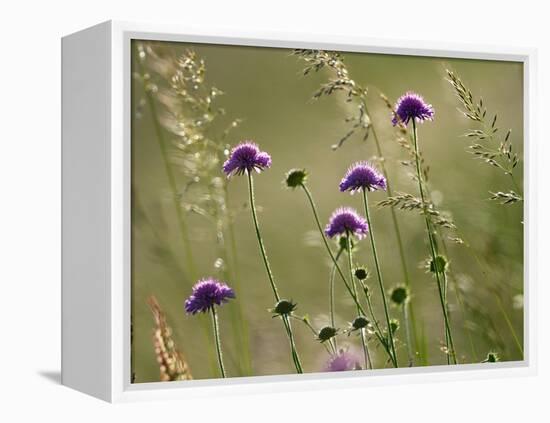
483,352,500,363
430,255,448,274
354,266,368,281
389,319,400,335
339,235,355,251
317,326,338,343
351,316,369,330
271,299,297,316
284,168,308,188
390,285,409,305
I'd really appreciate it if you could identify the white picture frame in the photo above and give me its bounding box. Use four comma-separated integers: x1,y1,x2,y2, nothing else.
61,20,537,403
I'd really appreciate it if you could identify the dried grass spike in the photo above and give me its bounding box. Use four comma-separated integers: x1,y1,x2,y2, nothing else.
148,296,193,381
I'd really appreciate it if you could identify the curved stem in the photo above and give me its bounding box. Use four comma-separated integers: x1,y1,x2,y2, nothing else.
361,188,398,366
299,183,397,367
247,171,303,373
345,231,370,370
412,119,457,364
210,308,226,378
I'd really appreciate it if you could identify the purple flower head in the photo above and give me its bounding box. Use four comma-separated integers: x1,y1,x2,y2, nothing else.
222,141,272,177
185,278,235,315
325,350,360,372
339,161,387,193
325,207,369,239
392,92,434,126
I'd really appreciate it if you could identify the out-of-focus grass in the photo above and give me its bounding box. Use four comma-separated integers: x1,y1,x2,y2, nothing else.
131,41,523,382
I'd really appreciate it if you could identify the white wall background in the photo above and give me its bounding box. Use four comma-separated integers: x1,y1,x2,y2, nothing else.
0,0,547,421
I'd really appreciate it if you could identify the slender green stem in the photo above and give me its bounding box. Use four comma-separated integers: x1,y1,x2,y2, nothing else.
365,104,420,362
210,308,226,378
403,303,414,367
221,188,253,376
247,171,303,373
329,248,344,351
361,188,398,366
412,119,457,364
439,236,478,361
345,231,370,370
299,183,397,367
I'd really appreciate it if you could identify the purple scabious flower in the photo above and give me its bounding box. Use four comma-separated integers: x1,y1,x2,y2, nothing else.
185,278,235,315
339,161,387,193
325,207,369,239
222,141,272,177
325,350,360,372
392,92,434,126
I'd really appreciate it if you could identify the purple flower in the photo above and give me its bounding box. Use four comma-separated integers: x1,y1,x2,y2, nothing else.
339,161,387,193
325,207,369,239
325,350,360,372
185,278,235,315
222,141,272,177
392,92,434,126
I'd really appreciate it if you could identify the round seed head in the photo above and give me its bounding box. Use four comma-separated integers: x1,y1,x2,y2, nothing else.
389,319,400,335
351,316,369,330
430,255,448,274
272,299,297,316
285,168,308,188
317,326,338,343
390,286,409,305
483,352,500,363
354,267,368,281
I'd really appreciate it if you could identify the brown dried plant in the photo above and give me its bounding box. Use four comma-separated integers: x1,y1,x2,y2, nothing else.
148,296,193,382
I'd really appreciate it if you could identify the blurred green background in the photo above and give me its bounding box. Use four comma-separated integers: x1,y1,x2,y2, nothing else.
131,40,523,382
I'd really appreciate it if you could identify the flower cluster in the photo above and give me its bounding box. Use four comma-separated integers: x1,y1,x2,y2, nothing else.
325,350,360,372
325,207,369,239
184,278,235,314
223,141,272,177
392,92,434,126
339,161,387,193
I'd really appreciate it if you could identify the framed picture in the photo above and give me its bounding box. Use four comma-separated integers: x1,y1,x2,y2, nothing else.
61,21,537,402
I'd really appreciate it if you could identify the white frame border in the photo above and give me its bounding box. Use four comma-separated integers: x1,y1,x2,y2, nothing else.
109,20,537,402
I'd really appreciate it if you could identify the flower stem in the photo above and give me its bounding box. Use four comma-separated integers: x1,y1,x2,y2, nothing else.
345,231,370,370
247,171,303,373
210,308,226,378
299,183,397,367
366,105,420,363
329,248,344,352
361,188,398,366
403,303,414,367
411,119,457,364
